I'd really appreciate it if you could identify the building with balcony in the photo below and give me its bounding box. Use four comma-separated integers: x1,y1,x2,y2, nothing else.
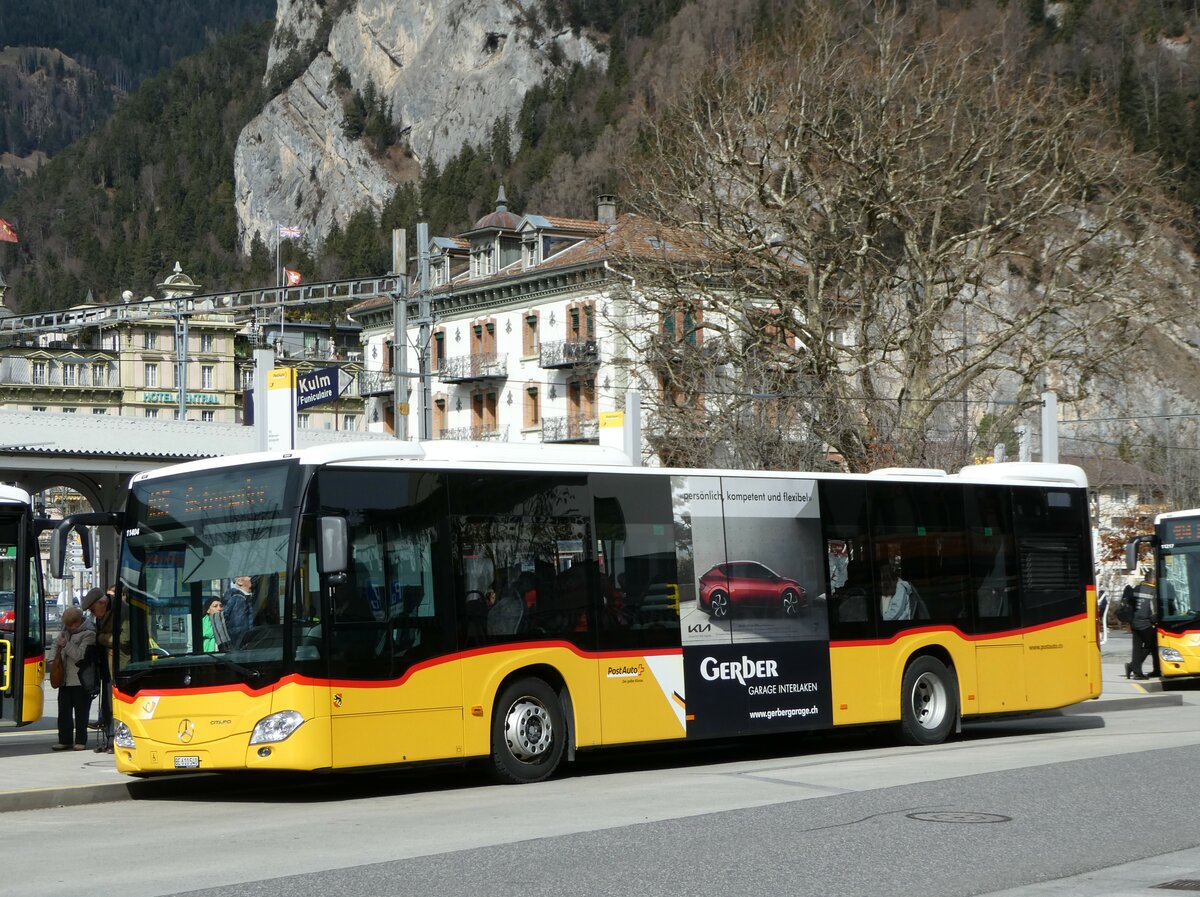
352,191,624,446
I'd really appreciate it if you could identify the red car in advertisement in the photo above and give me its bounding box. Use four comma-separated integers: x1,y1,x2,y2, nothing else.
697,561,806,619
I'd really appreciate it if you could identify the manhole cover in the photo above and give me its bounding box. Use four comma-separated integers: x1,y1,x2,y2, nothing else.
906,811,1012,824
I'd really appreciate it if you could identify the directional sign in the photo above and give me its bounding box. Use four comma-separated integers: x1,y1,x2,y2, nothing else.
296,366,354,410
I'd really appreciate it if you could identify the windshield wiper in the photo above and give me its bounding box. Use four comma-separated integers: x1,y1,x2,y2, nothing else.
203,653,261,679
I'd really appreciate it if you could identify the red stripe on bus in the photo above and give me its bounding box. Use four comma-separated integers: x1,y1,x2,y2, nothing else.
830,612,1089,648
113,642,684,702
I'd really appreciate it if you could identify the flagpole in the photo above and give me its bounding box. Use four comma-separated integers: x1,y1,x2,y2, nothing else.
276,225,284,349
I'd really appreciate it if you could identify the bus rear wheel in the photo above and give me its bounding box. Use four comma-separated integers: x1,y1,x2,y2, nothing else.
899,656,957,746
491,677,566,784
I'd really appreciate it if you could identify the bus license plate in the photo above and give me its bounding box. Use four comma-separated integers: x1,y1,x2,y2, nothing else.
174,756,200,769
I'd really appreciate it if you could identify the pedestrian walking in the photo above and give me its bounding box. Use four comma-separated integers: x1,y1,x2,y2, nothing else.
52,606,96,751
1124,573,1160,680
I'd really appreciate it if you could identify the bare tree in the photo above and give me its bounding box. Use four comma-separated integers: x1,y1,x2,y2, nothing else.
609,2,1192,472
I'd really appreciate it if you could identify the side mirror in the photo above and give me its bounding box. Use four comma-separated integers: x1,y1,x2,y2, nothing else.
50,522,91,578
317,516,348,576
49,511,122,579
1125,534,1154,574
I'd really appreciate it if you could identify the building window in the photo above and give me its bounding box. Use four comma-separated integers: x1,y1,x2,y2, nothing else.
31,406,47,412
62,364,77,386
62,406,76,413
144,363,158,388
523,312,539,357
201,365,214,389
241,369,254,390
144,331,157,350
144,408,159,419
92,363,106,386
433,330,446,371
298,414,310,429
342,414,357,431
568,302,595,342
201,410,215,422
433,394,447,438
200,333,215,353
92,408,107,415
524,384,541,428
32,362,47,385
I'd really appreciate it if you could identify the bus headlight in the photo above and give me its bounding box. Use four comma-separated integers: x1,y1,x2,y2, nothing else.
113,721,135,749
1160,647,1185,663
249,710,305,744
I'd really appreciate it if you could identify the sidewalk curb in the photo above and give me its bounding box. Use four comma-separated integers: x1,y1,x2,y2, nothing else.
0,774,218,813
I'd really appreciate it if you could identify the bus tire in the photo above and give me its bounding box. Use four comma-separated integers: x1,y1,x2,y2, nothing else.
899,656,957,746
491,677,566,784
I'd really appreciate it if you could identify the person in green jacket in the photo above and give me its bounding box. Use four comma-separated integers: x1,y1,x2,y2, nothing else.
202,596,230,652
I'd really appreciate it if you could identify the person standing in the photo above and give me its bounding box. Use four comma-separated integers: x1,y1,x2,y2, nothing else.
52,606,96,751
222,576,255,645
1126,573,1160,680
82,586,115,752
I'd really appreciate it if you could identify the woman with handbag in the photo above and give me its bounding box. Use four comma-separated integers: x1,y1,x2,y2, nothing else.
51,606,96,751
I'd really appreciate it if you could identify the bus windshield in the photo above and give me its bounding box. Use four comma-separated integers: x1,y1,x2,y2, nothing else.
117,461,300,679
1161,543,1200,625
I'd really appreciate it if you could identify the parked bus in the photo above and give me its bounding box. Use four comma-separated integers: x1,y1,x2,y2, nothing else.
56,442,1101,782
1126,509,1200,681
0,484,47,726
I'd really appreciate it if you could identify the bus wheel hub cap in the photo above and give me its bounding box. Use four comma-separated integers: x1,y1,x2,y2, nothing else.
506,700,552,760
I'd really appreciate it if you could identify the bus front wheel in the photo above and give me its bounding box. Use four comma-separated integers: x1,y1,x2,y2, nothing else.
899,656,957,746
491,677,566,784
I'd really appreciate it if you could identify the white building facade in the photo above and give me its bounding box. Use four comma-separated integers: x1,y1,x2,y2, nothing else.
352,194,642,449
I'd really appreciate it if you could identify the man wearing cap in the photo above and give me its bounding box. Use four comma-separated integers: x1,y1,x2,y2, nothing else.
82,586,115,751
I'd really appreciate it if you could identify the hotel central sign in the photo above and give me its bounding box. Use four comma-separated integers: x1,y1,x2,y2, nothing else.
144,391,220,405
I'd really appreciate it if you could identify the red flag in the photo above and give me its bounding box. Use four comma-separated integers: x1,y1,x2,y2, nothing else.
0,218,18,243
284,268,302,286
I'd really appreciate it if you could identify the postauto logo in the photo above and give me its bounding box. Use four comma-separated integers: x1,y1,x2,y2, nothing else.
699,655,779,686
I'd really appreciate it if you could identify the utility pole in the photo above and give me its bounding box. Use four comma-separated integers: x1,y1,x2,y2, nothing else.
391,228,408,440
1040,389,1058,464
417,222,433,440
174,300,189,421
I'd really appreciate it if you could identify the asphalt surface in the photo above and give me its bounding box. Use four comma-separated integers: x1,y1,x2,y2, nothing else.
0,629,1179,814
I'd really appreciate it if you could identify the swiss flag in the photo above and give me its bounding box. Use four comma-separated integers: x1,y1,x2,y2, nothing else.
0,218,18,243
284,268,302,286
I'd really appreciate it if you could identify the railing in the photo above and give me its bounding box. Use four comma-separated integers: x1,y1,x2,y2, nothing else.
439,352,508,383
0,275,404,337
541,415,599,443
539,338,598,368
357,370,395,397
438,425,509,442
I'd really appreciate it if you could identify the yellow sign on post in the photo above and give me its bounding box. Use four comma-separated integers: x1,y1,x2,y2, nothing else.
267,367,297,451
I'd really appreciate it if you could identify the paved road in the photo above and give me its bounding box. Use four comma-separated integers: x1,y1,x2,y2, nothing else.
1,634,1196,897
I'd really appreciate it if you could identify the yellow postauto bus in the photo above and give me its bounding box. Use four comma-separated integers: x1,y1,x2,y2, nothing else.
60,441,1100,782
1127,509,1200,680
0,484,48,727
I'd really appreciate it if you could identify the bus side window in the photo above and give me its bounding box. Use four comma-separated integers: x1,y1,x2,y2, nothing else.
965,485,1019,634
820,481,878,639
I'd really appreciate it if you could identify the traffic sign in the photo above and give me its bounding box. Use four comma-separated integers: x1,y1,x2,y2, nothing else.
296,367,354,410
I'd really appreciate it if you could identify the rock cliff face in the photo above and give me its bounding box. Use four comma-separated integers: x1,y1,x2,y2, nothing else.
235,0,604,253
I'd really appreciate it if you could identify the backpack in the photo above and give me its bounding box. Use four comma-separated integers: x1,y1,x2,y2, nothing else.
77,643,101,694
1115,600,1134,624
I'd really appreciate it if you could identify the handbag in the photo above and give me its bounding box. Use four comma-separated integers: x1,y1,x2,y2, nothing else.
49,650,64,689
